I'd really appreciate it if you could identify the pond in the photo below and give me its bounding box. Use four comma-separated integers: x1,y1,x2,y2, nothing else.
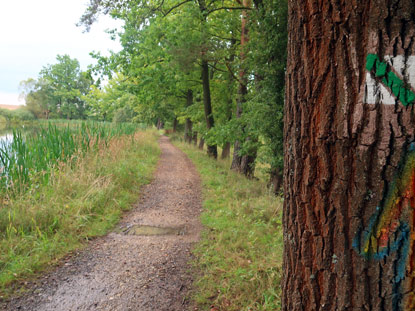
0,126,16,146
0,124,38,146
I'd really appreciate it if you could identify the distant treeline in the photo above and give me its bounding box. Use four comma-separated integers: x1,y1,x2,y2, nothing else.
0,107,35,123
19,55,135,123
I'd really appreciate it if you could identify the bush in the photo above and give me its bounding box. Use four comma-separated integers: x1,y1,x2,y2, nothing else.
113,106,135,123
0,108,36,122
10,109,36,121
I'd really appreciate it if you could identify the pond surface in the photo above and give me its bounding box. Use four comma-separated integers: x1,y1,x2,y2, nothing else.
0,124,37,146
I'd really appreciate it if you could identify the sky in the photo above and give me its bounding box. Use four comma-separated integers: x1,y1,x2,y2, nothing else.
0,0,122,106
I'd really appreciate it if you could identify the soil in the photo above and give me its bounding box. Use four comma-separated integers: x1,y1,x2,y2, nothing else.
0,136,202,311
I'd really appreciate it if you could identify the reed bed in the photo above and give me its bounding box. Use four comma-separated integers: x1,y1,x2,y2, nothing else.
0,121,140,195
0,130,160,294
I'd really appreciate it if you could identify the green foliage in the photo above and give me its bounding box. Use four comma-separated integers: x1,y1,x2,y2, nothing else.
83,74,138,122
0,130,160,295
176,141,283,311
0,108,36,122
244,0,288,174
83,0,243,139
80,0,288,181
113,105,135,123
20,55,93,120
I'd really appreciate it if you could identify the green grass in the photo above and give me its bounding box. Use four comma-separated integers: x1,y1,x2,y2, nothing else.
0,130,160,296
175,141,283,311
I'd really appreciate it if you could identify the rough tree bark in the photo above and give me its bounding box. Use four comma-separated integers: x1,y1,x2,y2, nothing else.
283,1,415,310
231,0,256,177
184,89,194,144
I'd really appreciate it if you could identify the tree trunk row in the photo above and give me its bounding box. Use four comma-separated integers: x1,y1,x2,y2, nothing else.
184,89,194,143
231,0,256,177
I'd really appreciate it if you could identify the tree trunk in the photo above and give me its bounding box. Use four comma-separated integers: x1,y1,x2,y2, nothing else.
269,166,283,194
231,0,256,177
156,118,164,130
184,89,193,143
193,131,198,145
172,117,178,133
283,1,415,311
198,0,217,159
222,38,236,160
198,138,204,150
221,142,231,159
201,59,217,158
231,137,257,178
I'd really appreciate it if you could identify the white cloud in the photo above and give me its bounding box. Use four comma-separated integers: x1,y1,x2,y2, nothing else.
0,0,122,98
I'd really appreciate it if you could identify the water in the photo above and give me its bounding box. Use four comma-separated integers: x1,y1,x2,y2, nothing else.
0,125,36,146
0,133,13,144
118,224,187,236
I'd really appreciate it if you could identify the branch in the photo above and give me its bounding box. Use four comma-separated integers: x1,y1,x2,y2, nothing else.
143,58,165,68
207,6,251,15
162,0,193,16
224,61,244,85
208,63,227,73
207,31,241,42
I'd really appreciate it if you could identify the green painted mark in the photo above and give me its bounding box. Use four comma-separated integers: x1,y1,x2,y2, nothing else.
366,54,415,106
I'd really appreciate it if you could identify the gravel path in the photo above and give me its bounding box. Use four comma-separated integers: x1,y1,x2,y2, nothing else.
1,136,202,311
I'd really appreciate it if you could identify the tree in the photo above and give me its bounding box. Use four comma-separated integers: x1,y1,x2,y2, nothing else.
244,0,287,192
184,89,194,143
83,74,138,121
283,1,415,310
80,0,248,160
39,55,92,119
230,0,256,177
19,78,53,119
21,55,93,120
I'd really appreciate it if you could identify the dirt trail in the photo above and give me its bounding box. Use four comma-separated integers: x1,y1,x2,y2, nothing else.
1,136,202,311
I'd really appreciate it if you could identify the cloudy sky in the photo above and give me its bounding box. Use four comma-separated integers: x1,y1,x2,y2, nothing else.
0,0,122,105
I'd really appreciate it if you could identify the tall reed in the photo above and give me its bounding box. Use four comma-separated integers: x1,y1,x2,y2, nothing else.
0,121,139,194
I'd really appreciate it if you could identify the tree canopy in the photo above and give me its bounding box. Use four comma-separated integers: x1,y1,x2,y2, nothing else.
18,0,288,190
20,55,93,119
76,0,288,189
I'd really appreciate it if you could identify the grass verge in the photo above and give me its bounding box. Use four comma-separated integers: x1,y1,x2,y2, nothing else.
175,140,283,311
0,130,160,296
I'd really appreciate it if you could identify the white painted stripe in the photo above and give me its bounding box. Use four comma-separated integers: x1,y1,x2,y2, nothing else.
364,55,415,105
365,72,396,105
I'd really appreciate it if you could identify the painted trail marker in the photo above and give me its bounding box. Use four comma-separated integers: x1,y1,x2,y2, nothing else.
353,143,415,310
365,54,415,106
356,54,415,310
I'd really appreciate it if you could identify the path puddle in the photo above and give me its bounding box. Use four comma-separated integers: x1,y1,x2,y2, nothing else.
119,225,186,236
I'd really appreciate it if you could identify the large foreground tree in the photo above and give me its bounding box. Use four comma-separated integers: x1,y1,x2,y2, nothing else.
283,1,415,310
